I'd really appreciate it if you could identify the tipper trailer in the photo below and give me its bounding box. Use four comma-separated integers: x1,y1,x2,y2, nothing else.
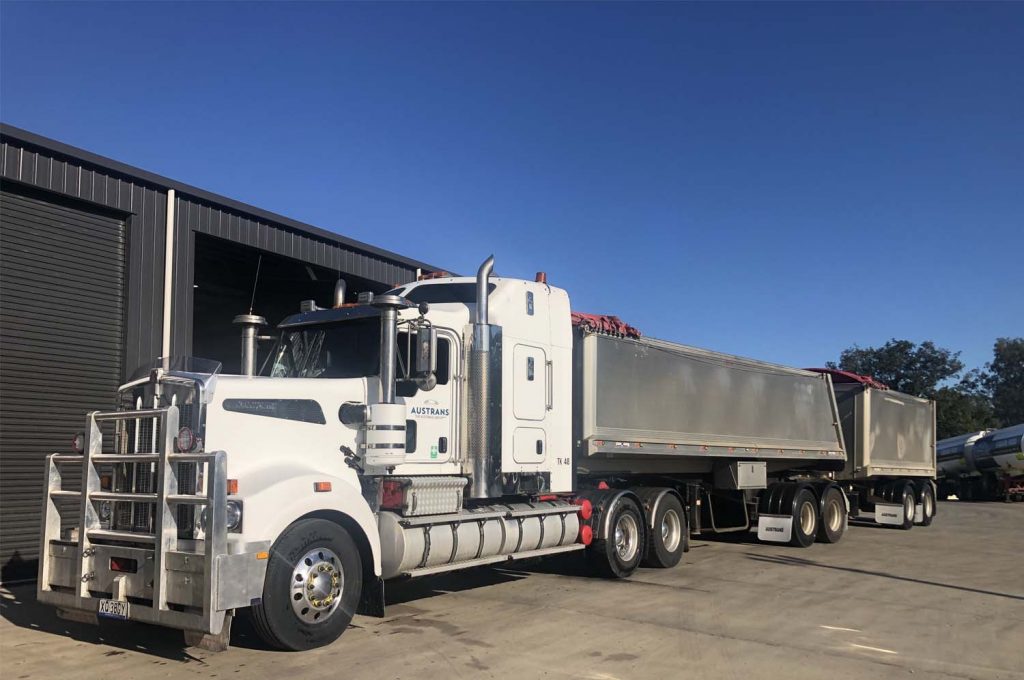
810,370,938,528
37,256,936,651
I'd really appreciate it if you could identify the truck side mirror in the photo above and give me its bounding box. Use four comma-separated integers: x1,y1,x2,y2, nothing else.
415,326,437,375
414,325,437,391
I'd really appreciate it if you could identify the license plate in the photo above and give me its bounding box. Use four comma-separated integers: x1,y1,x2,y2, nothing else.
98,599,130,620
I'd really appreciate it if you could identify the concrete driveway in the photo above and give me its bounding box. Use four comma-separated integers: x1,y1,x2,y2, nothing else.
3,502,1022,679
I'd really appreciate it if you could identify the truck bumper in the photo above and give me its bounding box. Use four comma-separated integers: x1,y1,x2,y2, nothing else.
38,540,270,634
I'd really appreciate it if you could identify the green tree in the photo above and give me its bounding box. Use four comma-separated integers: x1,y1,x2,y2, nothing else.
826,339,963,397
933,369,996,439
985,337,1024,426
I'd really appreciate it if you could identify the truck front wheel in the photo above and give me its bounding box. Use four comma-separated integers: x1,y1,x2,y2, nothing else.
252,518,363,651
588,496,645,578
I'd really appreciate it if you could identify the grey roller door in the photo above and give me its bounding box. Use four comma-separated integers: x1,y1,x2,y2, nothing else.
0,185,125,581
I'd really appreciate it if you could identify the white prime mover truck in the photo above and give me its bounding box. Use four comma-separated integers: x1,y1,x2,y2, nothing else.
37,256,936,651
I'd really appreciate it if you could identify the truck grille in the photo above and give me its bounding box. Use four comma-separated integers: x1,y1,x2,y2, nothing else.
112,383,204,538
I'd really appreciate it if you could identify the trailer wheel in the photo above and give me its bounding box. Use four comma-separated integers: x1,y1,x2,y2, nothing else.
641,493,686,569
788,488,818,548
893,482,915,530
588,496,645,578
917,482,936,526
252,518,362,651
816,486,847,544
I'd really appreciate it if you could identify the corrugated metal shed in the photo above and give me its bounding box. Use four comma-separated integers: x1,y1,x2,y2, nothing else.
1,123,441,359
0,123,444,581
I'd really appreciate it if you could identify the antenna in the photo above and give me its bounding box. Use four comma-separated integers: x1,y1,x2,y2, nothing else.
248,254,263,314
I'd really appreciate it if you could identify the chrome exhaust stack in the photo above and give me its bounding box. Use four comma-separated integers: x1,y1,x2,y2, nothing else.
467,255,502,498
333,279,347,308
233,314,268,377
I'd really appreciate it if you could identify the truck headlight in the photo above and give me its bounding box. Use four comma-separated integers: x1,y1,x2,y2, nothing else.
199,500,243,534
226,500,243,532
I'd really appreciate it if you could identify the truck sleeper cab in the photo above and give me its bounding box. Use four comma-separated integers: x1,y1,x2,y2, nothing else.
37,255,937,652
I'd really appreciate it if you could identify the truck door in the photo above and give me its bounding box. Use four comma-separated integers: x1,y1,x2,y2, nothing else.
513,343,549,464
399,331,457,464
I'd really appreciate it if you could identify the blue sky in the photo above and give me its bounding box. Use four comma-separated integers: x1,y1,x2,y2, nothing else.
2,2,1021,373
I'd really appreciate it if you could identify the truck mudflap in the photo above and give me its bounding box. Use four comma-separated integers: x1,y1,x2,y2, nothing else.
36,406,265,635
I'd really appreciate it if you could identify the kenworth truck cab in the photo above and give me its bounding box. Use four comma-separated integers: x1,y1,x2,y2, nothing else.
39,256,590,651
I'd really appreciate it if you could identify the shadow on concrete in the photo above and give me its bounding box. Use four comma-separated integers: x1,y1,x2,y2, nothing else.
383,566,528,606
0,583,209,662
1,567,534,657
745,553,1024,601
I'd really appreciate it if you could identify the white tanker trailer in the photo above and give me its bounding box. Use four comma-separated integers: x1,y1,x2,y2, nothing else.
938,424,1024,501
36,256,936,652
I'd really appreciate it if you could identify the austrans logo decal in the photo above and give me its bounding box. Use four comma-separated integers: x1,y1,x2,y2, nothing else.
410,400,449,418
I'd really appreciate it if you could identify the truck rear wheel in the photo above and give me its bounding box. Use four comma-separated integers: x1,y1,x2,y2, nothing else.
917,482,935,526
252,518,362,651
816,486,847,544
641,493,686,569
588,496,645,578
788,488,818,548
894,482,915,530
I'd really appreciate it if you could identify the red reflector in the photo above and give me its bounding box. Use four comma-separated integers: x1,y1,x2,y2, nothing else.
109,557,138,573
574,498,593,520
313,482,332,493
536,494,558,502
381,480,404,509
579,525,593,546
227,479,239,495
597,481,610,490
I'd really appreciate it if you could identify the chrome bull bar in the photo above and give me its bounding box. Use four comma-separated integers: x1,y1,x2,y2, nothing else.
37,405,230,635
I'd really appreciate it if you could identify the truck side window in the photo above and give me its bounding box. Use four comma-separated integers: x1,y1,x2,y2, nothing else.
435,338,450,385
395,335,451,387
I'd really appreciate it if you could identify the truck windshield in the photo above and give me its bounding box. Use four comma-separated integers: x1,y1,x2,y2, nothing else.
267,318,380,378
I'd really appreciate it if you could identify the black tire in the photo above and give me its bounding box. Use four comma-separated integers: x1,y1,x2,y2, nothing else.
787,487,818,548
588,496,645,578
917,482,935,526
641,493,686,569
816,486,847,544
252,518,362,651
893,482,915,530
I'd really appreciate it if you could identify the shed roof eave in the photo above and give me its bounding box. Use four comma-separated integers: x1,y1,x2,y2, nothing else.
0,122,445,274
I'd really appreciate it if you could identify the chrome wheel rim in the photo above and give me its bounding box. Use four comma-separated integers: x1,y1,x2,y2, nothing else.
661,508,682,553
614,513,640,562
291,548,343,624
904,494,915,521
924,492,934,518
799,501,816,535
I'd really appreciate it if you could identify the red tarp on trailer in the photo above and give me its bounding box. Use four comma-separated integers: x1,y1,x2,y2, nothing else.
571,312,642,338
805,368,889,390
